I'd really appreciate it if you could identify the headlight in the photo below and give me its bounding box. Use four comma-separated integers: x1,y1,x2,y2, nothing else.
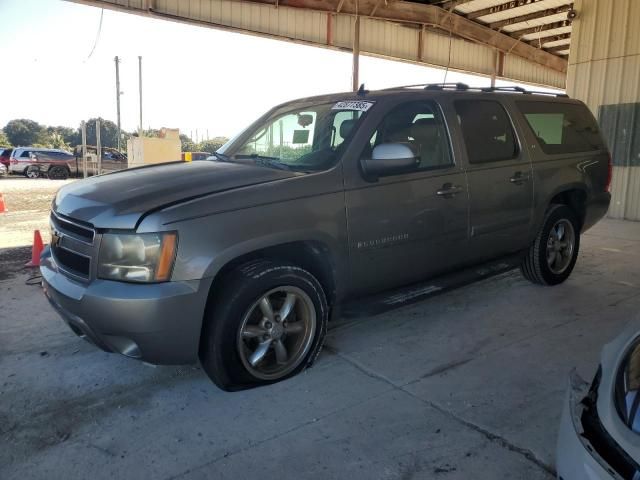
98,232,177,283
615,340,640,433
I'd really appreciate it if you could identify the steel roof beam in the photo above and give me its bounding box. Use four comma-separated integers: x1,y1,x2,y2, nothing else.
466,0,547,21
487,4,574,29
438,0,473,12
526,31,571,43
278,0,567,71
544,44,571,54
509,20,571,36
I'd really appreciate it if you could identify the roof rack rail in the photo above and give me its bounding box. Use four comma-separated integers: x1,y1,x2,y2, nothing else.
481,86,527,93
480,85,569,97
424,83,470,91
379,83,568,97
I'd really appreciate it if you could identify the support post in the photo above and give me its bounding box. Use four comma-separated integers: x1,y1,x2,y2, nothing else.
114,56,122,151
138,56,143,136
96,119,101,175
491,49,498,87
352,14,360,92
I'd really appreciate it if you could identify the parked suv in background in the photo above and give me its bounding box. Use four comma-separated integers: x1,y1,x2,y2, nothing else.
41,83,611,391
9,147,74,178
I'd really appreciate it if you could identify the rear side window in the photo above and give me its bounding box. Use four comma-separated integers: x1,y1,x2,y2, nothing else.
20,150,31,158
49,151,73,159
517,101,603,154
454,100,518,163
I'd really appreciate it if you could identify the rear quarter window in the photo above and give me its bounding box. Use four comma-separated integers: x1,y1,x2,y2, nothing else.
517,101,604,155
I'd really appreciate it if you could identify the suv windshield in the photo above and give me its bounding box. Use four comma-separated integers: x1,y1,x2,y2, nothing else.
218,100,372,172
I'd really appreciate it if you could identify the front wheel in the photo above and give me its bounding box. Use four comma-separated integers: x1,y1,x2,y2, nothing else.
25,165,40,179
521,204,580,285
200,260,328,391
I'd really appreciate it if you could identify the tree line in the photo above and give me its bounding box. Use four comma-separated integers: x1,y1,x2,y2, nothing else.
0,118,228,153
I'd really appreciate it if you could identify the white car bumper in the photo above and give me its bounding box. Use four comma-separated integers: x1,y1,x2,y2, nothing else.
556,372,620,480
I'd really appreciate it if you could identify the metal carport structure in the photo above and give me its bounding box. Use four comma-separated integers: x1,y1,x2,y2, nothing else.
67,0,574,89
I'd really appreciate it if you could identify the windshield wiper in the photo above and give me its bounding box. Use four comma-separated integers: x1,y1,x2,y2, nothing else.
210,151,231,162
235,154,293,171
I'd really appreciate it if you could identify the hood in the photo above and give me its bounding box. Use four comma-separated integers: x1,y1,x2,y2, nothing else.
53,161,297,229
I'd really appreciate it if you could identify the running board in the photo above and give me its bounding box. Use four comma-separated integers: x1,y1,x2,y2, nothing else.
340,253,524,319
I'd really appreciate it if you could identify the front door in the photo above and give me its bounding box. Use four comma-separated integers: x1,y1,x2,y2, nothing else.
344,100,469,296
452,98,534,261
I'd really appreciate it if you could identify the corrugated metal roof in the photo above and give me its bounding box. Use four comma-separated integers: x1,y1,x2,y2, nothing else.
67,0,568,88
469,0,571,23
521,25,571,41
424,0,575,60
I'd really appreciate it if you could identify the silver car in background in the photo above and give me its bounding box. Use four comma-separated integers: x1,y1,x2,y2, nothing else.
557,321,640,479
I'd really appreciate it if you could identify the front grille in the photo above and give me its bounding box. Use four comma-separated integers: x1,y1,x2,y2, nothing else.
51,244,91,277
51,211,94,243
50,210,96,279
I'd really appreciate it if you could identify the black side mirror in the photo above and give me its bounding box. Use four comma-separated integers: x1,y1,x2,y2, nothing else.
361,143,419,179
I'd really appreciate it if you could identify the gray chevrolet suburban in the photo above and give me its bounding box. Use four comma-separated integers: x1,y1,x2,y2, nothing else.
41,83,611,390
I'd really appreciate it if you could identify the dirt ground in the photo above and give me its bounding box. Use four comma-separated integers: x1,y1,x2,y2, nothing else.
0,177,74,250
0,177,74,279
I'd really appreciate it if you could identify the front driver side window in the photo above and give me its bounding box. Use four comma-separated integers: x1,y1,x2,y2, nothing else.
363,101,453,171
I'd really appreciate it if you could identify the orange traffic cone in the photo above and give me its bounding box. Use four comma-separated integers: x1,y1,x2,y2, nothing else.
0,193,6,214
25,230,44,268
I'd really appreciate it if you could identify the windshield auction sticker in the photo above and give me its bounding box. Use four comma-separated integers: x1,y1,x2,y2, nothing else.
332,100,375,112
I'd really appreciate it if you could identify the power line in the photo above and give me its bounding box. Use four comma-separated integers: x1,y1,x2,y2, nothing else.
85,9,104,61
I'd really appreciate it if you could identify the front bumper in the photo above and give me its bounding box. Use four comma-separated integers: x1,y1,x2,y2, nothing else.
40,247,212,364
556,371,621,480
8,161,28,174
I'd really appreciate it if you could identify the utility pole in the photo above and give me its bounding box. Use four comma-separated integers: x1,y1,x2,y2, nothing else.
81,121,88,179
114,56,122,151
138,56,143,136
96,119,102,175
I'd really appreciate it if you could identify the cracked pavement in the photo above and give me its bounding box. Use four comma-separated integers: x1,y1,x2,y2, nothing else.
2,218,640,479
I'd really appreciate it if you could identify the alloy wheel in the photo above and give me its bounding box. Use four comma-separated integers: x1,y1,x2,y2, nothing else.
237,286,316,381
546,219,575,274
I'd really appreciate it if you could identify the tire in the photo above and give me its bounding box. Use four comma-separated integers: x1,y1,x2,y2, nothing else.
48,165,69,180
200,260,328,391
521,204,580,286
25,165,40,179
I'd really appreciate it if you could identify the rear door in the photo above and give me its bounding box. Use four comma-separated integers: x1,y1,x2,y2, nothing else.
452,98,534,261
344,99,469,295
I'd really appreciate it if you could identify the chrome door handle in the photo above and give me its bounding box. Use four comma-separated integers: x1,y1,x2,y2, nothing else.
436,184,463,197
510,172,530,184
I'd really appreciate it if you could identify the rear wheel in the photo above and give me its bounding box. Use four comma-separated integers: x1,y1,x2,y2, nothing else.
200,260,328,391
48,165,69,180
521,204,580,285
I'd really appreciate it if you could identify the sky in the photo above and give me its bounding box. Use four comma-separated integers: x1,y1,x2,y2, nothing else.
0,0,562,140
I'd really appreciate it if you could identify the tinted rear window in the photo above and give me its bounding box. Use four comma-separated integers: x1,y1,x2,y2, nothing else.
454,100,518,164
517,101,603,154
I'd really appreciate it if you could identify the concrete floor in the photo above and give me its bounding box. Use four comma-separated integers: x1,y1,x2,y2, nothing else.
2,218,640,480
